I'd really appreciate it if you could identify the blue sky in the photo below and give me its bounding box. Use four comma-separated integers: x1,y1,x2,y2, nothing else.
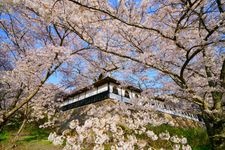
47,71,63,85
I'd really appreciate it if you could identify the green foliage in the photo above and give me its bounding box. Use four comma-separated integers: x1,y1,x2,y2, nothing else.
0,131,9,142
0,124,50,143
151,139,173,149
115,123,210,149
1,121,210,149
24,125,50,141
135,132,173,149
193,145,211,150
2,140,62,150
146,124,210,149
119,124,134,135
0,124,62,150
104,144,112,150
5,115,23,130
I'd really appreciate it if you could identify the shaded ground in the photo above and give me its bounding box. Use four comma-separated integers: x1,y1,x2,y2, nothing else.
0,140,62,150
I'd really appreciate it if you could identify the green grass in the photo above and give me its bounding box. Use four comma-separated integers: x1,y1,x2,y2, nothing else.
22,125,50,142
146,124,211,150
0,122,211,150
0,124,62,150
0,131,9,142
115,123,211,149
1,139,62,150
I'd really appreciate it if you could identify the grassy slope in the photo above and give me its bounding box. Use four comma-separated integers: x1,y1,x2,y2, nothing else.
0,124,62,150
146,124,211,150
0,99,210,150
0,123,210,150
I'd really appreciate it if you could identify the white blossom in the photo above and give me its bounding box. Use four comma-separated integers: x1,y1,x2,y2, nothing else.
173,144,181,150
180,137,187,144
146,130,158,141
69,120,79,129
53,135,64,145
95,134,109,145
48,132,57,142
170,135,181,144
159,131,170,140
182,144,192,150
93,144,104,150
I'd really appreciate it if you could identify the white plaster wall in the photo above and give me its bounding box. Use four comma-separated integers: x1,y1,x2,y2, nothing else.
131,92,135,98
86,88,97,97
110,83,128,98
117,88,122,96
74,96,78,102
98,84,108,93
109,93,122,101
109,84,142,101
109,83,118,93
70,96,78,103
121,89,125,96
130,91,140,99
110,84,123,96
79,93,85,100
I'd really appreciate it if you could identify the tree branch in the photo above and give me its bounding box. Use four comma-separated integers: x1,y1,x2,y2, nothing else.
216,0,224,13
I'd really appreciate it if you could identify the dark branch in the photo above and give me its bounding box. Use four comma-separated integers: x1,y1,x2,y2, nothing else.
216,0,224,13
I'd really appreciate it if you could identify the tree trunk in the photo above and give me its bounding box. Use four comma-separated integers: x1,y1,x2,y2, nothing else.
202,112,225,150
0,86,41,130
7,119,27,150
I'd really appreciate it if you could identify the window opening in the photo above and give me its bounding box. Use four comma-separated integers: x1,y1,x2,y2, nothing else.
125,90,130,98
112,86,119,94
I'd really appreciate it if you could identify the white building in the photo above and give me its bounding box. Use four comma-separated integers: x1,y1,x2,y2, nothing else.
60,77,202,122
60,76,142,111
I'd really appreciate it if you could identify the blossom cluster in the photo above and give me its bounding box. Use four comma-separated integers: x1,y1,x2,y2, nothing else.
48,100,192,150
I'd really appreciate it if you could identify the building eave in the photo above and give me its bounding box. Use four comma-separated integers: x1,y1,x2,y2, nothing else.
64,76,142,100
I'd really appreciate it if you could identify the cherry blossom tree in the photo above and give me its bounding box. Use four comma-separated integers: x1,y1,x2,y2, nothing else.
0,1,91,130
15,0,225,149
0,0,120,132
1,0,225,149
